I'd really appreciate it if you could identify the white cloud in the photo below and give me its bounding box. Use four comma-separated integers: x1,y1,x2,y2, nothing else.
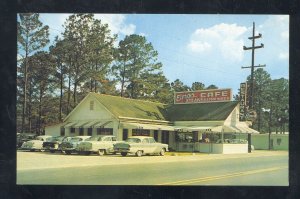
94,14,136,35
259,15,289,42
258,15,289,62
279,52,289,60
281,30,289,40
187,23,247,62
139,32,148,37
187,41,211,53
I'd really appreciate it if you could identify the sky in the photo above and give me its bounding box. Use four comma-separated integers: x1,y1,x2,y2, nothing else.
39,14,289,96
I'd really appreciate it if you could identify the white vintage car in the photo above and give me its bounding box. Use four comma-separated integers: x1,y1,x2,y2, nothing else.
76,135,119,156
21,135,53,151
113,136,168,157
60,136,91,155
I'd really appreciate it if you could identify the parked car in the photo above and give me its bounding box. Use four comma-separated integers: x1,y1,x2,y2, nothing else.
17,133,37,149
42,136,68,153
60,136,91,155
113,136,168,157
76,135,120,156
21,135,52,151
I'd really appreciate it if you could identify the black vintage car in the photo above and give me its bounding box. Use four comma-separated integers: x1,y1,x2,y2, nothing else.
42,136,68,153
17,133,37,149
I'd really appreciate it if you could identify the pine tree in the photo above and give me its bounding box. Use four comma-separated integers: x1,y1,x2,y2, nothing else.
113,34,163,99
17,13,49,133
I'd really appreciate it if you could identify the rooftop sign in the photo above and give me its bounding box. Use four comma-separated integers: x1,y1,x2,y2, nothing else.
174,88,232,104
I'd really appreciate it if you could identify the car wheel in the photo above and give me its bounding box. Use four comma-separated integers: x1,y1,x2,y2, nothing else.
159,148,165,156
136,150,143,157
98,149,105,156
121,152,127,157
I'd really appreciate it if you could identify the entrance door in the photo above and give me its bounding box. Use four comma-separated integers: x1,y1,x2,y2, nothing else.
123,129,128,140
161,131,169,144
154,130,158,142
270,139,274,149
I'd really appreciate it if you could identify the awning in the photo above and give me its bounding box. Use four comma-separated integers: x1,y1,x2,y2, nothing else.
83,121,102,128
173,123,259,134
121,122,175,131
212,123,259,134
94,121,113,128
234,122,260,134
174,126,215,132
73,121,90,128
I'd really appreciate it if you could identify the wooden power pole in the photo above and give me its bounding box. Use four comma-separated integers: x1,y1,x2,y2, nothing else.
242,22,266,110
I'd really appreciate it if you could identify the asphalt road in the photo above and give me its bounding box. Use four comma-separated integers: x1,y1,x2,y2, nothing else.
17,151,288,185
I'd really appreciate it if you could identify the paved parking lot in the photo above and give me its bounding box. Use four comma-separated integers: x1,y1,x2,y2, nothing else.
17,150,288,171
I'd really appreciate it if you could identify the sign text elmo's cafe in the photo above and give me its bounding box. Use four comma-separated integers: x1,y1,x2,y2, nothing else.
174,89,232,104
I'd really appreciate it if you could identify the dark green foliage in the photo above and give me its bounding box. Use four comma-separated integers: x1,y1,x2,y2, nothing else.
246,68,289,133
17,13,50,133
113,34,164,99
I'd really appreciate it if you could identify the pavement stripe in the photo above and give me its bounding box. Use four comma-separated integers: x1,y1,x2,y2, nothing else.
157,166,288,185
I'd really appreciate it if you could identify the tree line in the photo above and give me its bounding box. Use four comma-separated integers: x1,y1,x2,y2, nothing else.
17,13,288,135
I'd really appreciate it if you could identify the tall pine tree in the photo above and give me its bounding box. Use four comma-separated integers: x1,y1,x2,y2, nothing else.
17,13,49,133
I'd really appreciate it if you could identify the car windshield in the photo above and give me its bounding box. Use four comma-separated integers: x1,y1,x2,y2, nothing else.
69,137,81,142
56,136,66,142
126,138,141,143
85,136,103,141
47,137,62,142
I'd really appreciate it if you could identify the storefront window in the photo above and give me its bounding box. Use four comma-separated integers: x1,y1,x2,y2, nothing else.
97,128,113,135
132,129,150,136
175,132,195,142
87,128,92,136
79,128,84,135
70,128,75,134
212,133,248,144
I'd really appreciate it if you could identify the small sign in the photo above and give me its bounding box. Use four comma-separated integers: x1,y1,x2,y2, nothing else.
174,88,232,104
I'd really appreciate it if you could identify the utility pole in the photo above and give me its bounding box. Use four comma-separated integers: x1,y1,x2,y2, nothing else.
242,22,266,110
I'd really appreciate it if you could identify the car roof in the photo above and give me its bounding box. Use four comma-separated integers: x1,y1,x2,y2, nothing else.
37,135,52,138
75,136,91,139
128,136,153,139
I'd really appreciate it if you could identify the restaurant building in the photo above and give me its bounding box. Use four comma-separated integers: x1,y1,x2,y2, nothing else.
45,91,259,154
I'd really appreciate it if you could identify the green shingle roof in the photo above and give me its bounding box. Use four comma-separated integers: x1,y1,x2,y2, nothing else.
92,93,168,121
166,101,239,121
91,93,238,121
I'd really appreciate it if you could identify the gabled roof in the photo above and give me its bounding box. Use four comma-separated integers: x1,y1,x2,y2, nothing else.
91,93,168,121
166,101,239,121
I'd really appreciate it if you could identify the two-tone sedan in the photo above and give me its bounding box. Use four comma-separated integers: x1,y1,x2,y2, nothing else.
113,136,168,157
60,136,91,155
21,135,52,152
42,136,68,153
76,135,120,156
